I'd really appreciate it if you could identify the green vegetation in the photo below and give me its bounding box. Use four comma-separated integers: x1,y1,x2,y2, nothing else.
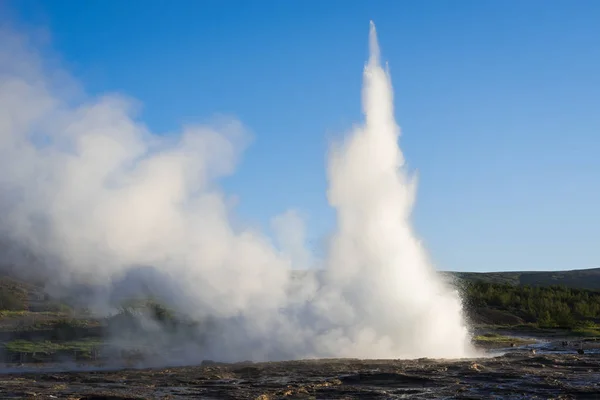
472,333,534,346
2,338,102,361
0,268,598,363
0,278,29,311
473,333,512,342
0,310,44,318
4,338,101,354
572,325,600,337
450,267,600,290
463,281,600,332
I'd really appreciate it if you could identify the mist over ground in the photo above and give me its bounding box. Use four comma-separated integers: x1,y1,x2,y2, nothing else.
0,22,475,363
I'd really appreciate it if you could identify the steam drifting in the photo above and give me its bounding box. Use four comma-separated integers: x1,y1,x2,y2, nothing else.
0,22,474,362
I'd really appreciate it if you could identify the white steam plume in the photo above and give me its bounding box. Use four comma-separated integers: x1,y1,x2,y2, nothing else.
321,22,473,358
271,210,314,270
0,22,475,363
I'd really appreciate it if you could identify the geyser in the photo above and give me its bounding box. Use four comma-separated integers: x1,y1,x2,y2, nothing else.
321,22,473,358
0,21,474,363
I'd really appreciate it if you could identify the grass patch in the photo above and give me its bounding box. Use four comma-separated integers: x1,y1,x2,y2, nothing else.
571,326,600,337
0,311,67,319
477,323,600,332
472,333,534,346
473,333,514,343
3,338,102,354
0,311,101,334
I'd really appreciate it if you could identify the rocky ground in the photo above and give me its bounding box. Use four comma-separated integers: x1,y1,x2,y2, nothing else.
0,338,599,399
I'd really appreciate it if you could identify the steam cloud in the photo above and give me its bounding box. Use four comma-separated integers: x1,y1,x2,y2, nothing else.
0,22,475,362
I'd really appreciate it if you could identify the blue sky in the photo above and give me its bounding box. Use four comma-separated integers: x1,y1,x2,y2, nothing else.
3,0,599,272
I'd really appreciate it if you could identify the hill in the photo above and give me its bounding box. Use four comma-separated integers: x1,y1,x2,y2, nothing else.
447,268,600,290
0,266,599,315
291,267,600,291
0,267,599,355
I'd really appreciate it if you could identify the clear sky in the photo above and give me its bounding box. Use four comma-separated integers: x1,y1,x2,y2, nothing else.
2,0,599,272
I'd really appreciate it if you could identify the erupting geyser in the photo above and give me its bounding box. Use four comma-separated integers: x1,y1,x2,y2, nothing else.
0,21,475,363
320,21,474,359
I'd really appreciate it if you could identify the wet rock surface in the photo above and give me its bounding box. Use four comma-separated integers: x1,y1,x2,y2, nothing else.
0,347,599,399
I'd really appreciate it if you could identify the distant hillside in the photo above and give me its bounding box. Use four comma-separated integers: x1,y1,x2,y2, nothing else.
1,266,599,313
292,268,600,291
447,268,600,291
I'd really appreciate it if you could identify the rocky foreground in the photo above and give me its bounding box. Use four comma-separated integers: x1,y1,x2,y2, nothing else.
0,341,599,399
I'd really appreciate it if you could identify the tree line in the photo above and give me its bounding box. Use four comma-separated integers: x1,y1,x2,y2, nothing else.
2,277,600,329
462,281,600,328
